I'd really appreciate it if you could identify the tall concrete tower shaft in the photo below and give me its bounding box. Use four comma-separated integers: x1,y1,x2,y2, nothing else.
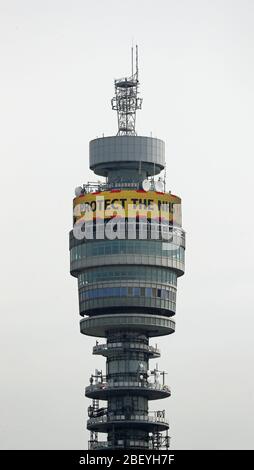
69,48,185,450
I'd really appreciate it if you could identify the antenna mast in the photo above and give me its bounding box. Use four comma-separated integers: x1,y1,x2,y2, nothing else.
111,45,143,135
131,45,134,77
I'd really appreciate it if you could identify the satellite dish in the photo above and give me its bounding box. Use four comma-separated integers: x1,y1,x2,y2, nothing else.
142,179,151,191
155,180,164,192
75,186,83,197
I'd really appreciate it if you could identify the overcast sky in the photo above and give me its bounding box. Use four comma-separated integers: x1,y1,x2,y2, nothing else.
0,0,254,450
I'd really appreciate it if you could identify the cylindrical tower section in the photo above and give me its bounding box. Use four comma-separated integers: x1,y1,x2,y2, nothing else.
89,136,165,187
70,68,185,451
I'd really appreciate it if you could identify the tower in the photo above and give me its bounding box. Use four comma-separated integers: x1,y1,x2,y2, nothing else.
69,47,185,450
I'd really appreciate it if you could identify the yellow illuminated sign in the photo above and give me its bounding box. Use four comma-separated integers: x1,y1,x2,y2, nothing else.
73,190,181,224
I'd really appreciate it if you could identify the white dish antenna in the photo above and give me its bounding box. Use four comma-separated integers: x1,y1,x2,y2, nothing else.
155,180,164,192
75,186,83,197
142,179,151,192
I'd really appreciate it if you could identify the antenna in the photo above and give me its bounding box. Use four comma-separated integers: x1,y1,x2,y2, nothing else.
131,45,134,77
164,164,166,192
111,45,143,136
136,44,139,80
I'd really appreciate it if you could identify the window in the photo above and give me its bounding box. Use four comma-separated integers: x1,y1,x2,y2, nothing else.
71,240,185,263
133,287,140,296
161,290,166,299
112,244,118,254
145,288,152,298
105,244,111,255
98,246,104,255
80,285,176,302
78,267,177,287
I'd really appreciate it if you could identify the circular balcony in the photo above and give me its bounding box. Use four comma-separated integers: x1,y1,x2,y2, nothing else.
89,440,150,450
80,313,175,338
70,249,184,279
85,380,170,400
93,342,161,358
87,412,169,433
69,235,185,282
79,290,176,317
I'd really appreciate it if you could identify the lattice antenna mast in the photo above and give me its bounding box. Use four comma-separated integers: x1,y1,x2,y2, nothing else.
111,45,143,135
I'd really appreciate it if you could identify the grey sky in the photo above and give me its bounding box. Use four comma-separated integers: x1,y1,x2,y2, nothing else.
0,0,253,449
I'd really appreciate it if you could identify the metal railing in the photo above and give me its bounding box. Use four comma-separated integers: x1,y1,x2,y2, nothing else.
93,342,160,355
83,181,141,193
86,380,170,394
89,440,151,449
88,411,169,426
